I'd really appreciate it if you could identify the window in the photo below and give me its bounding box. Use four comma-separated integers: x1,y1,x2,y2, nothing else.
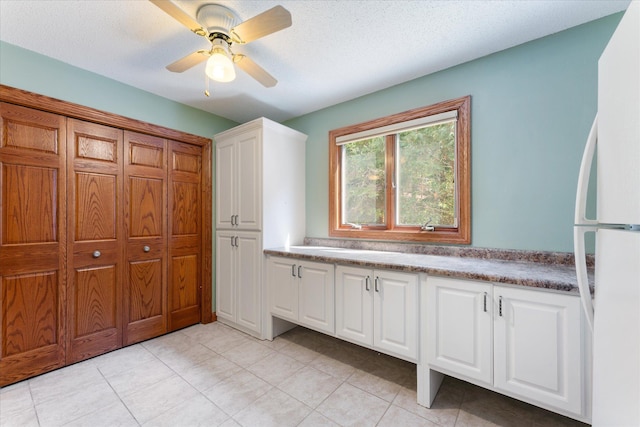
329,96,470,244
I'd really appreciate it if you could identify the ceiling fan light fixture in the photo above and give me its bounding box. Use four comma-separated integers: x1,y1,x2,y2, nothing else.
205,41,236,82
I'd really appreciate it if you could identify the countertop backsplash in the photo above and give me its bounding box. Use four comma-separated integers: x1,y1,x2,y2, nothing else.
303,237,595,267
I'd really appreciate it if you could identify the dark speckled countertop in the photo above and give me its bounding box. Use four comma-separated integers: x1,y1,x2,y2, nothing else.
264,241,594,294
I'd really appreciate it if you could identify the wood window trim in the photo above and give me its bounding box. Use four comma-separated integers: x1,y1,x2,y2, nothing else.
329,95,471,244
0,84,214,323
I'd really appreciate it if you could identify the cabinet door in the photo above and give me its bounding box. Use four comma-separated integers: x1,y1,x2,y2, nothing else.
336,266,372,346
426,276,492,384
268,257,298,322
215,231,236,323
123,132,168,345
235,131,261,230
373,270,418,361
168,141,202,331
298,261,335,334
494,285,582,414
66,119,124,363
235,232,261,333
0,104,67,386
215,138,235,229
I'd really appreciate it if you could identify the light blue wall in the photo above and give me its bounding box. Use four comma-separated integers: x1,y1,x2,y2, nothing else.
0,41,238,137
1,12,622,255
284,14,622,253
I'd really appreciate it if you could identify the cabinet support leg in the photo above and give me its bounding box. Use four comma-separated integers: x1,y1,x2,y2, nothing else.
417,364,444,408
269,316,297,340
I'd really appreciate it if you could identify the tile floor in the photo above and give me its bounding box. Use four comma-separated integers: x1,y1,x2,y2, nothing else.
0,322,589,427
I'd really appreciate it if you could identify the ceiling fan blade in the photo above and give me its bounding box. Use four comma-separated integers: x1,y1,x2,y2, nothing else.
234,54,277,87
149,0,207,36
230,5,292,44
166,50,209,73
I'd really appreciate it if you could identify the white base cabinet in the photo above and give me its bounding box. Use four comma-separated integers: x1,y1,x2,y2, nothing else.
268,256,335,335
216,231,262,335
336,265,418,362
425,276,586,420
427,278,493,385
493,285,582,415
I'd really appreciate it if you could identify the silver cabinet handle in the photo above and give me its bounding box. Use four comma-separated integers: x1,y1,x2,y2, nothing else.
499,296,503,317
365,276,370,291
292,264,297,277
143,245,150,253
231,215,235,226
92,250,101,258
375,277,379,292
230,236,235,247
483,292,488,312
234,236,239,247
233,215,239,226
297,265,302,278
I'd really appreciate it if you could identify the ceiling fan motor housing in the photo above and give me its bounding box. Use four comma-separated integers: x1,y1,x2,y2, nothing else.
196,4,238,38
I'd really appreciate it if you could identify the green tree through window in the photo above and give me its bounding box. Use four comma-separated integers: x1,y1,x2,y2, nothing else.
342,136,386,225
397,122,456,227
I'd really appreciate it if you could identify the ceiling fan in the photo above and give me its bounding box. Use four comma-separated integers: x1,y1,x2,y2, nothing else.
150,0,292,89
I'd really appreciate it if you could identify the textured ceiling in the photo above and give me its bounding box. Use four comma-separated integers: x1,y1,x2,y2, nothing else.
0,0,631,123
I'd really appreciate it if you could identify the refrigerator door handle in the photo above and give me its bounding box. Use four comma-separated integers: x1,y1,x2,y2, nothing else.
574,115,599,226
574,225,595,331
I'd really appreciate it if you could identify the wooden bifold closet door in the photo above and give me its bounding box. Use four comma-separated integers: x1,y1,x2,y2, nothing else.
0,103,67,384
66,119,124,363
0,95,208,385
122,133,204,343
168,141,202,331
123,131,168,345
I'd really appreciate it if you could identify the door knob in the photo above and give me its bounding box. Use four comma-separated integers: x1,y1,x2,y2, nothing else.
143,245,150,253
92,250,101,258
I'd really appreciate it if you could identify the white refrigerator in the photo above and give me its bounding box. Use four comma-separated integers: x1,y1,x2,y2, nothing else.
574,1,640,425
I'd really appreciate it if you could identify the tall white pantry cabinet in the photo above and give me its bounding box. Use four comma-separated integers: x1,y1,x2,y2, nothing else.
214,118,307,338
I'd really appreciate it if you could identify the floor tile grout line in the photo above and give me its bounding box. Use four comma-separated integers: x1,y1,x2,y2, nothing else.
26,381,41,427
113,336,227,426
95,366,142,427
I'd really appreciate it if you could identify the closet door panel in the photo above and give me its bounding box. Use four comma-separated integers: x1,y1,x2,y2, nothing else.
0,103,66,386
67,119,123,363
128,258,163,320
168,141,201,331
124,131,167,345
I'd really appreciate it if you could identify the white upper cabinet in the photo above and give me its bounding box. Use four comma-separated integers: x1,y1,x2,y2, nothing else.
216,129,261,230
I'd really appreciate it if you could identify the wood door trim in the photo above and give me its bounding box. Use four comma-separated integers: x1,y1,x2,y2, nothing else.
201,142,213,323
1,85,213,326
0,85,210,147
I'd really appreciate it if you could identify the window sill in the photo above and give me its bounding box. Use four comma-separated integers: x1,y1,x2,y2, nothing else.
328,227,470,244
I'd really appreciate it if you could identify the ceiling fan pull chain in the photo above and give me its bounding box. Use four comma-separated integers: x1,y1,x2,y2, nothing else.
204,73,210,97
